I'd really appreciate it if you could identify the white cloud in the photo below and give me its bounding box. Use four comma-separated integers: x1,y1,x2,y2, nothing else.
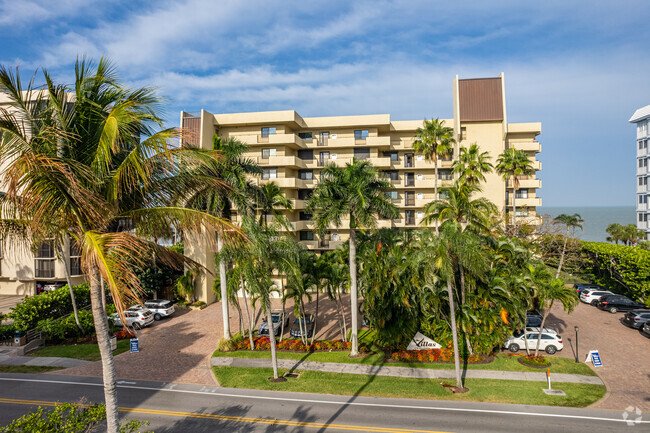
0,0,100,25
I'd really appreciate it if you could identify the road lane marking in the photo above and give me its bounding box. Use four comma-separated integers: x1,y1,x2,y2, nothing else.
0,376,646,425
0,397,449,433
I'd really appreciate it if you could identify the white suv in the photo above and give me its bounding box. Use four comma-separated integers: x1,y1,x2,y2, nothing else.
110,308,154,330
504,331,564,354
580,289,614,305
143,300,175,321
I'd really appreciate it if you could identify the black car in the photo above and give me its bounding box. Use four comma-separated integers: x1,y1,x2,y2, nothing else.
290,314,315,338
642,322,650,338
622,310,650,329
597,295,649,314
526,313,543,327
574,284,603,295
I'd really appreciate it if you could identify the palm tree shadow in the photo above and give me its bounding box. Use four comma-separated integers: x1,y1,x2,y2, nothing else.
314,357,386,433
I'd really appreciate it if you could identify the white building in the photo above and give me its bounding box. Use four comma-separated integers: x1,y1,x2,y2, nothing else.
630,105,650,240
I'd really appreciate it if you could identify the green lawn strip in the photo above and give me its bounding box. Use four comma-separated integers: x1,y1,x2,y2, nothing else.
29,339,130,362
0,365,64,373
213,366,606,408
212,350,596,376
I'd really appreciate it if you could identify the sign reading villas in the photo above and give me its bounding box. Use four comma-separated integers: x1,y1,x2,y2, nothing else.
406,332,442,351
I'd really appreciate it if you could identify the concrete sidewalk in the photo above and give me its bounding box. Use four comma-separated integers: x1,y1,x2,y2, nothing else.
0,355,91,368
211,356,605,385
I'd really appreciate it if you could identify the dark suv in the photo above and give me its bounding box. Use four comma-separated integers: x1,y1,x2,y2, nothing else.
597,295,649,314
574,284,604,295
622,310,650,329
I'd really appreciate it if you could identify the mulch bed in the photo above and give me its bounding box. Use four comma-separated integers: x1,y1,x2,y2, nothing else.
384,353,495,365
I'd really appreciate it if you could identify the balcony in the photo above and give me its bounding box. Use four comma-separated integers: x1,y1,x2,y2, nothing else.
637,166,648,176
638,184,648,193
35,259,55,279
368,157,391,168
511,141,541,153
236,133,307,149
404,195,415,206
638,146,648,158
258,177,310,189
507,177,542,189
312,136,391,149
318,157,331,167
638,202,648,212
257,156,306,169
512,197,542,207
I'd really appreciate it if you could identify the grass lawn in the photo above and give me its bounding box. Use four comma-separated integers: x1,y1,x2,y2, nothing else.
29,339,130,361
212,349,597,376
0,365,63,373
213,366,606,408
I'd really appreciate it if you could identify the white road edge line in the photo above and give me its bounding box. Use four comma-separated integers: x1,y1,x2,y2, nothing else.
0,377,645,424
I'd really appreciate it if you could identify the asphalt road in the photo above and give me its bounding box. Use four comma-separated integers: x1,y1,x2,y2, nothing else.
0,373,645,432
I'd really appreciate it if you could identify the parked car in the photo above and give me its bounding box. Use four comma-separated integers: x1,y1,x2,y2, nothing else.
504,331,563,354
597,295,649,314
258,310,289,337
290,314,315,338
574,284,604,295
642,322,650,337
521,327,558,335
109,307,154,330
142,299,175,321
580,289,614,305
622,310,650,329
526,313,543,327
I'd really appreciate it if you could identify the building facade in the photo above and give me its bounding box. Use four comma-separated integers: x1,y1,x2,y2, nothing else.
630,105,650,240
181,74,543,303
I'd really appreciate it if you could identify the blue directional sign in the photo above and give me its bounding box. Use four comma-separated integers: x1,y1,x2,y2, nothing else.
130,338,139,353
591,350,602,367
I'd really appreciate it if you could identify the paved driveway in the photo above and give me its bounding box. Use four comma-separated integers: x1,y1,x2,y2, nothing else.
545,301,650,411
0,295,23,315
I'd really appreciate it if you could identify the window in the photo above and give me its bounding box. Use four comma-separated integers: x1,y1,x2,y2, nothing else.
299,231,314,241
319,131,329,146
35,240,55,278
298,189,313,200
439,190,450,200
405,172,415,187
439,170,452,180
386,191,398,200
405,210,415,226
383,151,398,162
515,208,529,217
404,153,414,168
405,191,415,206
383,170,399,181
298,149,313,160
299,212,312,221
318,151,330,166
354,130,369,140
262,168,277,179
299,170,313,180
261,148,276,159
354,147,370,160
261,127,276,137
298,132,312,140
69,240,82,276
515,188,528,199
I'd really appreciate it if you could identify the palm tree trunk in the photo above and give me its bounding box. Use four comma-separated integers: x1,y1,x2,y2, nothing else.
241,278,254,350
89,268,119,433
57,244,82,333
310,289,319,345
434,159,439,234
446,276,464,389
337,293,347,342
556,228,569,279
265,298,279,379
535,301,553,356
100,275,107,314
217,234,230,339
512,181,517,232
234,299,243,336
349,227,359,356
279,297,286,342
523,324,531,355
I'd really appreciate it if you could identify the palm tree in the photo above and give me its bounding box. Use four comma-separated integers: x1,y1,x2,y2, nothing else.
452,143,493,186
413,118,455,230
553,213,583,278
0,59,238,432
184,134,259,340
306,160,398,356
421,182,497,235
257,182,292,227
606,223,624,244
495,148,534,231
534,278,578,356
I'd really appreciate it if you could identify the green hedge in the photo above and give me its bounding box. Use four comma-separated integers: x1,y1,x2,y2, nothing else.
36,310,96,343
8,284,91,331
581,242,650,301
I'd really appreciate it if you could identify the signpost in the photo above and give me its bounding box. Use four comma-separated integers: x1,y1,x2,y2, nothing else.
406,332,442,351
110,336,117,352
584,350,602,367
130,338,139,353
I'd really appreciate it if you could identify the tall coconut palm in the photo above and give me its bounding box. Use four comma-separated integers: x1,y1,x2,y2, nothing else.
495,147,534,231
0,59,238,432
257,181,292,228
552,213,583,278
534,278,578,356
452,143,493,187
306,160,398,356
184,134,259,340
413,118,455,231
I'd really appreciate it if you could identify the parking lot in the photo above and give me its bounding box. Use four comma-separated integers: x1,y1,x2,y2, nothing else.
545,300,650,411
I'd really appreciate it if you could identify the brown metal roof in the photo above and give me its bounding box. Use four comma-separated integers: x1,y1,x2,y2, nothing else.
458,77,503,122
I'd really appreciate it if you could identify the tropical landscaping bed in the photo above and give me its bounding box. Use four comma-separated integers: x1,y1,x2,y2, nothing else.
212,366,606,408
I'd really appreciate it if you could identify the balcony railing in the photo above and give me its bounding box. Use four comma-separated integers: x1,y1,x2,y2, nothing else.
35,259,55,279
405,197,415,206
318,158,330,167
405,215,416,226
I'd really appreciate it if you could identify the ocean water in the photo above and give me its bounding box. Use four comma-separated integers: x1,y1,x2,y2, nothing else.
539,206,636,243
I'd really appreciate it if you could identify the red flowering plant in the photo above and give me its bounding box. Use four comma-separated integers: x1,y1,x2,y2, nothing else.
521,354,548,366
390,349,484,364
113,329,135,340
231,337,360,353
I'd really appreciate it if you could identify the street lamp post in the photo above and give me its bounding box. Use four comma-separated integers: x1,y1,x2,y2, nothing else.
574,326,579,363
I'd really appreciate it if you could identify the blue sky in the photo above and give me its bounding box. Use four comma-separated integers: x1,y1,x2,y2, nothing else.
1,0,649,206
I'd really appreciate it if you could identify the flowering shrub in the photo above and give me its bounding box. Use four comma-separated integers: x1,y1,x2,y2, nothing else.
520,354,549,366
390,349,485,364
113,329,135,340
232,337,367,353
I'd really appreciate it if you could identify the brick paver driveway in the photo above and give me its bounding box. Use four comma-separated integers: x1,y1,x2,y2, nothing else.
52,296,354,385
546,301,650,411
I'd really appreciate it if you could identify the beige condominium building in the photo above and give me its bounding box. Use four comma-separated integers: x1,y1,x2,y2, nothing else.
181,74,542,303
0,92,85,297
630,104,650,240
